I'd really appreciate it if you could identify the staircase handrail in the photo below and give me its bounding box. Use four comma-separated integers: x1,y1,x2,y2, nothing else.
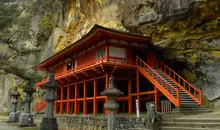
136,56,180,106
156,60,203,106
36,100,46,113
35,92,46,112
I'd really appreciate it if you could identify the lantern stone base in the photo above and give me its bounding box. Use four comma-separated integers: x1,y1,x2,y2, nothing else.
40,117,58,130
19,113,36,127
8,112,19,123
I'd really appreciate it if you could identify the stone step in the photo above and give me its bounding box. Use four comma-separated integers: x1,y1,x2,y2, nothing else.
163,118,220,123
171,110,213,114
162,122,220,129
128,128,150,130
180,102,199,105
173,107,211,110
160,126,220,130
180,101,197,103
172,108,213,113
180,99,195,101
178,105,201,108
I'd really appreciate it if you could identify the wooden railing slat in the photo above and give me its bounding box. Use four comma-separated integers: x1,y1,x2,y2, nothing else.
136,56,180,106
155,59,203,106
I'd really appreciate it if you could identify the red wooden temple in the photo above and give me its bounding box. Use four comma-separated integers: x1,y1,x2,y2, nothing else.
35,25,203,115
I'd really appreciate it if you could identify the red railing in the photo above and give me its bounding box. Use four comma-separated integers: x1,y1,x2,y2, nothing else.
36,100,46,113
156,60,203,106
136,56,180,106
36,56,135,87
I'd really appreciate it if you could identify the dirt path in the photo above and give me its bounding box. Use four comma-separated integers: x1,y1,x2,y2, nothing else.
0,120,19,130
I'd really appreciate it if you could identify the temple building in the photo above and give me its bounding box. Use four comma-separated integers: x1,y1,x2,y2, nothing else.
35,25,203,115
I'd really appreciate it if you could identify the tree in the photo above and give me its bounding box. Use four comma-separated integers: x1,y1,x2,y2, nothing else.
0,0,42,85
0,0,65,87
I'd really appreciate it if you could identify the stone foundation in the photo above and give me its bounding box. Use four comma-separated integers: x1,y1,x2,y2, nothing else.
34,113,147,130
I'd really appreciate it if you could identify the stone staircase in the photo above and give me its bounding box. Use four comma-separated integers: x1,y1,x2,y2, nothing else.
128,115,220,130
153,69,212,114
161,117,220,130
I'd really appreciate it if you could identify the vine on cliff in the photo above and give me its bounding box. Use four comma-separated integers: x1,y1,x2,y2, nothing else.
35,0,65,44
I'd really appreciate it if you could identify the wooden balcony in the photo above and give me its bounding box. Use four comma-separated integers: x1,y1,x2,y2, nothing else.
36,57,136,88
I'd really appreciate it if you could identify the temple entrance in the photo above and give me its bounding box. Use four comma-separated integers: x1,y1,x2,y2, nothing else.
132,50,147,62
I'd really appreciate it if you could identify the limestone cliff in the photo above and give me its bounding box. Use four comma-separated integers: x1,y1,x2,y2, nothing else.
42,0,220,101
2,0,220,111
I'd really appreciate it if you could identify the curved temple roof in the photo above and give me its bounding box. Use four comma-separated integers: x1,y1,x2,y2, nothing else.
35,24,151,70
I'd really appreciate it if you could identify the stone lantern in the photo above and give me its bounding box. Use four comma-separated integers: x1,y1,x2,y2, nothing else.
40,70,59,130
8,86,20,122
20,83,36,127
100,75,124,130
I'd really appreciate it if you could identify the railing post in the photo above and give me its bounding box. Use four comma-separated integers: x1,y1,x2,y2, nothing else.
199,88,203,106
36,102,39,112
176,88,180,106
136,56,138,65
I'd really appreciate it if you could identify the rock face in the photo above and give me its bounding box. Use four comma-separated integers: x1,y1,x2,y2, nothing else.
1,0,220,110
49,0,220,101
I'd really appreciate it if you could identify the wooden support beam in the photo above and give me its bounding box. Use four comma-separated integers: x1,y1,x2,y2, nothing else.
73,74,78,79
136,70,140,111
101,64,105,73
106,45,109,61
154,87,160,112
74,84,78,114
111,65,117,74
81,71,88,77
93,67,100,74
131,91,155,96
70,75,105,85
60,86,63,114
128,78,132,114
105,74,109,115
67,82,70,114
93,78,97,115
83,81,87,115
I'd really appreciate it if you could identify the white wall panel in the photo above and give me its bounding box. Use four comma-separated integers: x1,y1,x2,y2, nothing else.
109,47,126,58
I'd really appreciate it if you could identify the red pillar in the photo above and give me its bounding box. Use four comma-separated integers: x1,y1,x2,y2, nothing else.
60,86,63,114
93,78,97,115
136,70,140,111
83,81,87,115
106,45,109,61
155,87,161,112
128,78,132,114
67,83,70,114
74,83,78,114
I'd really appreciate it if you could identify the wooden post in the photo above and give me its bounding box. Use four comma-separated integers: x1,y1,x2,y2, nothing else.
136,70,140,111
67,83,70,114
128,78,132,114
106,45,109,61
105,74,109,115
199,89,203,106
154,87,160,112
60,86,63,114
74,83,78,114
93,78,97,115
83,81,87,115
77,86,80,114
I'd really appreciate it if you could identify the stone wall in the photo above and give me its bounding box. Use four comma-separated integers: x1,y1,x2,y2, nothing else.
34,113,146,130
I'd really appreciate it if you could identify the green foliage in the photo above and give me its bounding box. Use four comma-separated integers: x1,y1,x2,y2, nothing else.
35,0,65,43
39,15,55,37
203,96,214,108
